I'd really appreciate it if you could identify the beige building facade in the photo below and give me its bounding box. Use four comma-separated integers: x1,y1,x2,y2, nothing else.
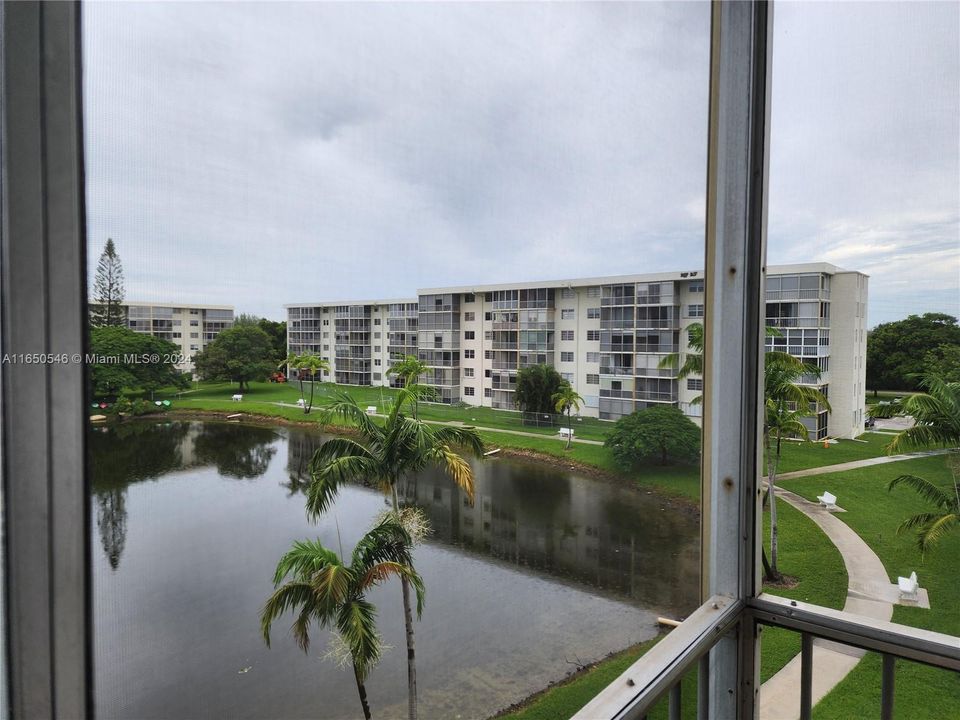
124,303,235,374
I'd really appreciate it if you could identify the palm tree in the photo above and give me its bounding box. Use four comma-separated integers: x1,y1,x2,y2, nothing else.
658,322,704,384
260,516,424,720
880,374,960,558
310,388,484,720
552,382,584,450
763,351,830,581
387,355,433,417
283,352,331,414
882,374,960,453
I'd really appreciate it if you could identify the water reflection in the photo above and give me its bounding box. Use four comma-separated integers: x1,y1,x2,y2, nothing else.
89,421,279,568
286,428,699,610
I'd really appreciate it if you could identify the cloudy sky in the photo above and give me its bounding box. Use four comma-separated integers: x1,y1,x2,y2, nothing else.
83,2,958,325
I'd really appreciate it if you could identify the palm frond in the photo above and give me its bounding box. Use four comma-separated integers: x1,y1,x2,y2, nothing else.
428,425,485,459
308,447,383,517
336,599,382,677
260,581,317,647
424,444,475,504
888,474,954,510
916,513,958,556
319,391,384,441
272,538,341,585
887,425,960,453
351,517,414,571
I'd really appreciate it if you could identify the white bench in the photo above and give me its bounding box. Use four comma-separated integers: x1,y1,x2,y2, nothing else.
558,427,575,438
366,406,377,416
898,571,919,601
231,394,243,402
296,398,306,407
817,491,838,510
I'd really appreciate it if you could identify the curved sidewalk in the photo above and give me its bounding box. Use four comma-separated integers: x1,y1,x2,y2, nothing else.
754,447,954,719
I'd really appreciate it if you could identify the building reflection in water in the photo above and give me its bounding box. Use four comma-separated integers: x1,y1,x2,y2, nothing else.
286,427,699,613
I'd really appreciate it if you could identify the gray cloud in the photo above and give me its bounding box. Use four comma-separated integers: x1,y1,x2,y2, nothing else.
83,2,957,325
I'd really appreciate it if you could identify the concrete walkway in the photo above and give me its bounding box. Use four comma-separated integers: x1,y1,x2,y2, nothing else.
776,448,952,482
268,401,606,445
757,448,956,718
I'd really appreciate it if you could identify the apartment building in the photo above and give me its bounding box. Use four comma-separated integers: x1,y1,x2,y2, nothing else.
124,303,235,373
285,263,867,439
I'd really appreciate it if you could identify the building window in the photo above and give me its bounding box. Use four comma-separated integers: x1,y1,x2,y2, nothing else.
464,349,475,359
561,352,574,362
586,374,599,385
484,388,493,398
374,332,381,339
688,280,705,293
586,286,601,297
323,344,329,351
587,307,601,319
463,293,475,303
561,288,576,299
464,386,475,396
561,330,574,341
586,352,600,363
190,309,199,315
464,312,475,321
561,309,575,320
374,318,381,325
190,344,199,351
587,330,600,341
323,332,329,338
190,320,199,326
687,378,703,391
561,372,574,382
172,319,181,326
374,359,381,366
687,304,705,317
373,373,381,381
484,350,493,359
323,319,329,326
484,311,492,321
375,346,381,353
190,332,198,339
172,332,181,339
465,331,475,340
485,369,491,378
464,367,474,378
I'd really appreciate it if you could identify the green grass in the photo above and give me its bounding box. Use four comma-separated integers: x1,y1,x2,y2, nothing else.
780,455,960,719
495,498,847,719
773,432,892,473
865,390,918,406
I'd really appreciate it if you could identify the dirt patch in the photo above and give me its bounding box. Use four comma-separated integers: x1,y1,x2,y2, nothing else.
762,574,800,591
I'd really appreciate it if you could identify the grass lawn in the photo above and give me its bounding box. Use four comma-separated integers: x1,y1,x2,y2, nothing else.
496,498,847,720
780,455,960,720
773,432,892,474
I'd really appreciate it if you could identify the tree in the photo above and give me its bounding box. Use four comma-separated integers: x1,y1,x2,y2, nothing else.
283,352,331,414
605,405,701,468
387,355,434,416
867,313,960,393
923,344,960,384
763,351,830,581
309,389,484,720
261,517,424,720
658,322,704,383
89,326,189,398
879,374,960,558
552,382,583,450
515,364,564,415
234,315,287,364
90,238,126,327
192,324,275,391
888,455,959,560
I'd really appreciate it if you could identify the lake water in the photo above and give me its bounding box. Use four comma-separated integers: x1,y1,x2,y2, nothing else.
91,420,699,719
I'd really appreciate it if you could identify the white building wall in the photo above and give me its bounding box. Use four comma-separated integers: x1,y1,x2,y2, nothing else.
825,272,869,438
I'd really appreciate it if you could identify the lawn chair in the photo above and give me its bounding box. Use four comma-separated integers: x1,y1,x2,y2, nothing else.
898,571,919,601
231,394,243,402
366,406,377,416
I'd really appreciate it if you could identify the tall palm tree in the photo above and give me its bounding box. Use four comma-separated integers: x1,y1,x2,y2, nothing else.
880,374,960,558
310,388,484,720
763,351,830,581
260,517,424,720
552,382,584,450
283,352,331,414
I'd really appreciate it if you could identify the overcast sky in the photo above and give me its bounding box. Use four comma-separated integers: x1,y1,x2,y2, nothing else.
83,2,958,325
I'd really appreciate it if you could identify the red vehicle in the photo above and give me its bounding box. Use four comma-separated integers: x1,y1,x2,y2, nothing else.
269,372,286,383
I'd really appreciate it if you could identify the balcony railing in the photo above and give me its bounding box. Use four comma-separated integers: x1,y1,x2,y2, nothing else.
765,288,830,301
599,366,634,376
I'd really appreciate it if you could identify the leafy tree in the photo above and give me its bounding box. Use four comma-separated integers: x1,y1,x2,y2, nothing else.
90,238,126,327
923,344,960,384
605,405,701,467
515,364,564,415
192,324,274,391
89,326,188,398
867,313,960,393
763,351,830,581
552,382,584,450
310,389,484,720
261,517,424,720
234,315,288,364
283,352,331,414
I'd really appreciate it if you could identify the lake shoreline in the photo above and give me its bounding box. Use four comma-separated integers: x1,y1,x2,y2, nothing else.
137,409,700,515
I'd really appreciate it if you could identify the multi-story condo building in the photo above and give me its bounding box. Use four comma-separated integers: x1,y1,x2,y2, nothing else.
285,263,867,439
123,303,235,374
